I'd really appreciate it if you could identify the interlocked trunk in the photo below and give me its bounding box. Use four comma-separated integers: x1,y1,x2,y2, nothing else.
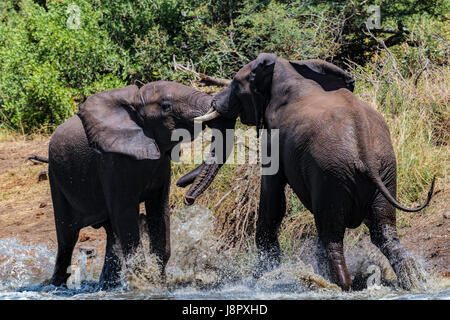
178,117,236,205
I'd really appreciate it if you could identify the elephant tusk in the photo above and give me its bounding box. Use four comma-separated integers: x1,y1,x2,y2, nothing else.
193,108,221,122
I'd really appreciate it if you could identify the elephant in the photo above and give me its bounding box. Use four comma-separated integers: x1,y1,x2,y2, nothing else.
47,81,234,289
178,53,435,291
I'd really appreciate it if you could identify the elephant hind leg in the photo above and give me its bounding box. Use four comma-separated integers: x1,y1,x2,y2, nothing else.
50,191,79,287
322,240,352,291
368,223,426,290
315,222,351,291
313,205,352,290
367,193,426,290
51,227,79,287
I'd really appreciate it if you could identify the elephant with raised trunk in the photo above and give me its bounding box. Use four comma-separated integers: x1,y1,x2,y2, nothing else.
48,81,234,289
179,54,435,291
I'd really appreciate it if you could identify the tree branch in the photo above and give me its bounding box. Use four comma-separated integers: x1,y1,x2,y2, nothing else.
364,25,409,84
173,56,231,87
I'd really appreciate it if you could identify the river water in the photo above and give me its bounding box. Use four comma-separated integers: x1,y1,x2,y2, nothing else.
0,207,448,300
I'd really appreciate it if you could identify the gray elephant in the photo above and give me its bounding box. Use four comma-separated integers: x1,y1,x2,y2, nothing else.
179,54,435,291
47,81,234,289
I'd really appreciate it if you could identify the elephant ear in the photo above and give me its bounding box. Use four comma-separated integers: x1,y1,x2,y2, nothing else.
77,85,160,160
248,53,278,128
289,59,355,92
249,53,278,93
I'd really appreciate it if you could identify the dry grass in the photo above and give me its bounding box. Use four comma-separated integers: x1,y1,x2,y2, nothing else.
352,54,449,205
183,54,450,255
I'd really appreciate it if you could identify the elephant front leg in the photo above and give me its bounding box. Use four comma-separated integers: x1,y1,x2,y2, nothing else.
99,222,121,289
145,172,171,279
145,201,170,278
254,170,287,278
104,199,141,277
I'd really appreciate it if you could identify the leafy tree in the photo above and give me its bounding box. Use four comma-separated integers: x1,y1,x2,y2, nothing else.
0,0,447,131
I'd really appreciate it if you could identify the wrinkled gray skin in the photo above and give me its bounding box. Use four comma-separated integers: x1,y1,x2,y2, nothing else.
48,81,234,289
180,54,435,291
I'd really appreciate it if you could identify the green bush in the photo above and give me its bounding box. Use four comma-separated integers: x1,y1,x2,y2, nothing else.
234,1,338,61
0,0,448,132
0,0,126,131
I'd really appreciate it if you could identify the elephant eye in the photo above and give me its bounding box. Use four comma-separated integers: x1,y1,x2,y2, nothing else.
160,101,172,113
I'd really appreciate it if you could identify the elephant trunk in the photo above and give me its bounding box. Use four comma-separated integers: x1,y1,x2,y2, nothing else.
178,116,236,205
176,163,205,188
184,161,222,205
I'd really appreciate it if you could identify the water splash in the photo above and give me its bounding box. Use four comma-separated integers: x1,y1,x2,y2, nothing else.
0,207,448,299
116,225,165,293
254,260,341,293
119,206,253,292
0,238,54,290
166,206,252,288
395,256,428,291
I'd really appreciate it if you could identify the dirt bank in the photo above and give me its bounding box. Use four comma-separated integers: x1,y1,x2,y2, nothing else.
0,134,448,277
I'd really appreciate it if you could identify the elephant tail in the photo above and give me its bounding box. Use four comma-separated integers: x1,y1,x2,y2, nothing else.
28,155,49,163
370,173,436,212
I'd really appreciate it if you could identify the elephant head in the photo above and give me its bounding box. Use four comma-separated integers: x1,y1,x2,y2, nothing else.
177,54,355,202
78,81,235,204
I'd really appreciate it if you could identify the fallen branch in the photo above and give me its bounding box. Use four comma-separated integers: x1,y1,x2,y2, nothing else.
214,184,241,209
28,155,48,163
198,73,231,87
173,56,231,87
370,27,409,36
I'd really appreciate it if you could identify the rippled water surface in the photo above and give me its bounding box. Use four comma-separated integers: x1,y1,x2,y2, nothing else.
0,207,448,300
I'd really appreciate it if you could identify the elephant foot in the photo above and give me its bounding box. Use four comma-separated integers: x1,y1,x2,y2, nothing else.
393,256,427,291
159,271,167,284
49,272,70,287
99,268,122,290
99,262,122,290
99,278,122,291
326,242,352,291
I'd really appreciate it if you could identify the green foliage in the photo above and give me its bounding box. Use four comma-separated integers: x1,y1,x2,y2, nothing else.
234,1,338,61
0,0,126,131
393,16,449,76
